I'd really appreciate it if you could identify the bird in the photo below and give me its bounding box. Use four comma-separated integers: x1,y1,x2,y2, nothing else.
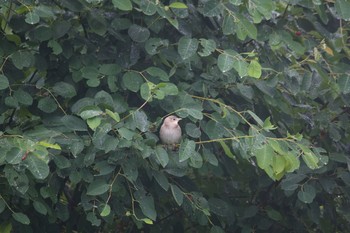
159,115,182,149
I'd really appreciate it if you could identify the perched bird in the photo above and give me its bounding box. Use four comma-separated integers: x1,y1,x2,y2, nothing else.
159,115,182,149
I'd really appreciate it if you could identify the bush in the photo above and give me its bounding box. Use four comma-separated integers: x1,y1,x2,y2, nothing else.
0,0,350,232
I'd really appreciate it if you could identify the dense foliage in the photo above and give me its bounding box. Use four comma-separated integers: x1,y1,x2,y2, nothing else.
1,0,350,232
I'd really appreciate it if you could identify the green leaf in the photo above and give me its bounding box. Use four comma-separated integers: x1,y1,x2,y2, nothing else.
122,72,144,92
185,123,201,138
134,111,148,132
87,117,102,131
25,11,40,25
203,148,218,166
198,39,216,57
250,0,275,20
155,146,169,168
222,14,235,35
53,155,71,169
134,190,157,221
12,212,30,225
6,148,24,164
118,127,135,140
219,141,236,160
0,75,9,90
338,75,350,94
87,180,110,196
80,109,103,120
145,67,169,81
202,0,222,17
13,89,33,106
112,0,132,11
169,2,187,9
38,97,57,113
297,184,316,203
38,140,61,150
11,51,34,69
272,155,285,175
128,24,150,43
153,171,169,191
189,151,203,168
233,59,249,77
30,26,52,42
170,184,183,206
105,109,120,122
238,83,254,99
145,38,169,55
284,152,300,172
52,82,76,98
218,50,237,73
100,204,111,217
141,218,153,224
140,0,157,15
88,12,107,36
236,16,257,40
86,212,101,226
247,60,262,79
99,64,121,75
25,155,50,180
179,139,195,162
61,115,88,131
156,83,178,98
33,201,47,215
266,207,282,221
185,108,203,120
60,0,85,12
300,145,319,169
246,110,264,127
335,0,350,20
178,37,199,60
255,143,274,172
140,82,153,101
52,20,71,39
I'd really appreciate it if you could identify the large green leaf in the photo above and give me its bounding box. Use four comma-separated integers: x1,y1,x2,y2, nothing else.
178,37,199,60
112,0,132,11
11,51,34,69
297,184,316,204
247,60,262,79
128,24,150,42
335,0,350,20
122,72,144,92
61,115,88,131
87,179,110,196
255,143,274,178
179,139,195,162
338,75,350,94
217,49,237,73
153,171,169,191
38,97,57,113
155,145,169,168
140,0,157,15
170,184,183,206
52,82,76,98
134,190,157,221
25,155,50,180
202,0,222,17
0,75,9,90
12,212,30,225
